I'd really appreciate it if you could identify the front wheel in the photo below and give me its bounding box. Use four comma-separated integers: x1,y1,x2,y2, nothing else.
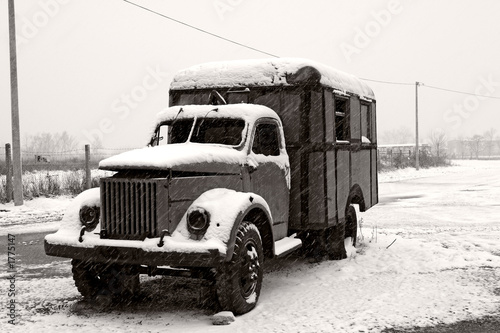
216,222,264,315
71,259,140,300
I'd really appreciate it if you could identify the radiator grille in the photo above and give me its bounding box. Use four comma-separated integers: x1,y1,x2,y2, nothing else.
101,178,160,239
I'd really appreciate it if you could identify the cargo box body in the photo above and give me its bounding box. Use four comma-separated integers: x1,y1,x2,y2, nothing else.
169,58,378,232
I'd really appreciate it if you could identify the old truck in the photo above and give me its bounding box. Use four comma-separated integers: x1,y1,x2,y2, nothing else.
45,58,377,314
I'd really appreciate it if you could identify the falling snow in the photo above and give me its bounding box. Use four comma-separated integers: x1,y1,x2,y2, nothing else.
0,159,499,332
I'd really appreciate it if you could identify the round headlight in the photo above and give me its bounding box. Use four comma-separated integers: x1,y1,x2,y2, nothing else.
79,205,100,231
187,207,210,237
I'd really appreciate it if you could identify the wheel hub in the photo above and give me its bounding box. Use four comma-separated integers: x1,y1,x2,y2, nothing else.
240,242,260,297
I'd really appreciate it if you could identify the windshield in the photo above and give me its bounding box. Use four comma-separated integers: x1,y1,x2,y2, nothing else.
191,118,245,145
153,118,245,146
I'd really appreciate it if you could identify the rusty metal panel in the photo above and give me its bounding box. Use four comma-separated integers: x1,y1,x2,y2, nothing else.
336,149,350,222
371,102,377,144
324,90,335,142
250,161,289,236
351,150,372,209
371,149,379,205
169,175,242,201
308,152,326,227
326,151,336,224
168,175,242,232
309,90,324,143
278,90,302,143
288,148,302,230
350,96,361,141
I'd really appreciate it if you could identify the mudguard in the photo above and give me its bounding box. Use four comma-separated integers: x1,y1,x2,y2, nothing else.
55,188,101,233
175,188,274,261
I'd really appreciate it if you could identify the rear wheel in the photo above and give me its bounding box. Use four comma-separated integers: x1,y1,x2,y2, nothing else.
344,204,358,248
71,259,140,300
216,222,264,315
327,204,358,260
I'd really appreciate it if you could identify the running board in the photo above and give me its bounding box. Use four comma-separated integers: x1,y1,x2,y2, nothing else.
274,234,302,258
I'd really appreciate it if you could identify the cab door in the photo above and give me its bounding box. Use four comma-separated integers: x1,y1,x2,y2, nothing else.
248,120,290,241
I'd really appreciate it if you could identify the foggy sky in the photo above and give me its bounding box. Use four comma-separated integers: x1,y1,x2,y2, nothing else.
1,0,500,149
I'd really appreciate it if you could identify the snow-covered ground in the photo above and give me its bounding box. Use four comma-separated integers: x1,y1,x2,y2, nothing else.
0,196,71,236
1,160,499,332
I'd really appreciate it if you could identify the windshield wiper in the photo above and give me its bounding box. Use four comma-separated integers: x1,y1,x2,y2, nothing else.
195,108,218,138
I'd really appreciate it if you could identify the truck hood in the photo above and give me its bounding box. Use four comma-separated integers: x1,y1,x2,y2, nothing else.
99,143,247,172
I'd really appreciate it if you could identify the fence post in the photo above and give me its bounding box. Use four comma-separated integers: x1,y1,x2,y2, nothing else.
85,144,91,189
5,144,13,202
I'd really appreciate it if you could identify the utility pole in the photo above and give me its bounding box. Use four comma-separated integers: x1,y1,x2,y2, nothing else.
9,0,23,205
415,81,421,171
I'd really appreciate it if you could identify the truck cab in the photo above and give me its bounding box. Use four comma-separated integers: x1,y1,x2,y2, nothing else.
45,58,377,315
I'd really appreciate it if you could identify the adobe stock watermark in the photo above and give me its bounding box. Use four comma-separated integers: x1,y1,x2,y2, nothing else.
340,0,403,63
81,65,170,146
442,74,499,129
213,0,246,20
16,0,72,46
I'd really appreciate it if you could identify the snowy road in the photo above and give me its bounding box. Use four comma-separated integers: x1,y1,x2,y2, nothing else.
0,160,499,332
0,232,70,280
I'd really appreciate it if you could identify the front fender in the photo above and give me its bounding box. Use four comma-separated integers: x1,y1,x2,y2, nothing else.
47,188,100,236
225,202,274,261
173,188,273,260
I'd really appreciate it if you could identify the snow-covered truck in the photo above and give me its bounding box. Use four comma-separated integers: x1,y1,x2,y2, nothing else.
45,58,378,314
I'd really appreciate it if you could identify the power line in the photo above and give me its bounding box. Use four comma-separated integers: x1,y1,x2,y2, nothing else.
122,0,279,58
359,77,414,86
124,1,500,101
423,84,500,100
362,78,500,100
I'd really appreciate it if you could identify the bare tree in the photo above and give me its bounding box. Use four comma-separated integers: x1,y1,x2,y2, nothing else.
468,135,484,159
23,131,79,153
91,136,103,153
456,135,467,159
483,128,497,158
60,131,78,152
429,129,446,160
379,126,414,144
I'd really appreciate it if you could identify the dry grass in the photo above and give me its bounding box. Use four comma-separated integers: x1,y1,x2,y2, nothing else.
0,170,110,203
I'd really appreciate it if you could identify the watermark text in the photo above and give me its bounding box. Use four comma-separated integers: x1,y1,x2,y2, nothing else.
340,0,403,63
6,234,16,325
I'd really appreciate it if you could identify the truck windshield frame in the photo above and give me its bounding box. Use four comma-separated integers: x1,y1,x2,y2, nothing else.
153,117,246,147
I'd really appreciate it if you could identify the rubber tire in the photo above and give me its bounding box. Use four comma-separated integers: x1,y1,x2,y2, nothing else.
71,259,104,298
71,259,140,300
327,204,358,260
216,222,264,315
344,204,358,248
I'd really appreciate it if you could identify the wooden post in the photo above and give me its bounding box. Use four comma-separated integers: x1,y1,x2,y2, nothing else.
415,81,420,170
9,0,23,205
5,144,13,202
85,144,91,189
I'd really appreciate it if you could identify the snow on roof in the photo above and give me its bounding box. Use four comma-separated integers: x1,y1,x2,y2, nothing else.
155,104,280,125
170,58,375,100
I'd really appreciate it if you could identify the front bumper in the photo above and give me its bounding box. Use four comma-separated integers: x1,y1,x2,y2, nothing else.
45,242,221,267
44,230,225,268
